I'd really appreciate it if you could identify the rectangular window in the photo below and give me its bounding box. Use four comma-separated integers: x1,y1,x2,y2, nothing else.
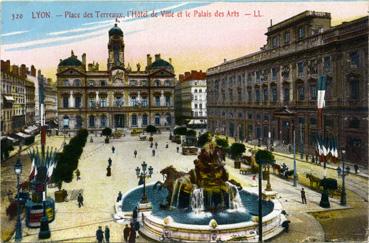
297,62,304,77
256,71,261,82
165,96,170,106
63,97,68,108
89,98,96,108
115,97,123,107
142,115,148,126
142,98,148,107
263,89,268,101
350,51,360,67
272,88,277,102
298,87,304,101
155,96,160,106
310,85,317,100
75,96,81,108
100,98,107,107
284,31,290,44
298,26,305,39
323,56,331,71
283,88,290,102
272,36,279,48
248,91,252,102
350,80,360,99
255,90,260,103
271,68,278,81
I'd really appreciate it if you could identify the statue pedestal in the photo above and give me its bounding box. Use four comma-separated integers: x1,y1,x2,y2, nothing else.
262,191,278,201
138,202,152,213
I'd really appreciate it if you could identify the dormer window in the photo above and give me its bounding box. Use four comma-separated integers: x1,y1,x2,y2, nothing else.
73,79,81,86
64,80,69,86
155,80,160,86
272,36,279,48
284,31,290,44
164,80,171,86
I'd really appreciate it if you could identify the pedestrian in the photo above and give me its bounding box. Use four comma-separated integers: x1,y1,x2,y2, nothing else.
75,169,81,180
176,146,179,153
152,149,155,156
96,226,104,243
77,193,84,207
301,188,307,204
132,206,138,220
134,150,137,158
123,224,130,242
337,166,342,176
155,142,158,149
112,146,115,154
354,164,359,174
128,223,136,243
108,157,112,167
150,142,153,148
107,166,111,177
116,191,122,202
105,225,110,243
165,143,168,149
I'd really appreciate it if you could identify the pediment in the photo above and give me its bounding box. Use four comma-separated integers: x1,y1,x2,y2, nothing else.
149,68,174,78
57,68,85,76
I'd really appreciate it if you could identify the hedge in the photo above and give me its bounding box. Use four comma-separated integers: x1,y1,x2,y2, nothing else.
197,132,212,148
173,127,187,136
52,129,88,184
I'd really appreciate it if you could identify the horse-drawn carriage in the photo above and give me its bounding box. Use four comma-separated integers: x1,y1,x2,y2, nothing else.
272,163,295,180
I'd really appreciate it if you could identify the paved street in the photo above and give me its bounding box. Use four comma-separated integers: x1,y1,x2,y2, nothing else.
2,132,368,242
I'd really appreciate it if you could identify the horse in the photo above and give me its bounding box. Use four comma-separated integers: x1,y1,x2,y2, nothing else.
153,166,187,208
305,173,321,189
272,164,281,175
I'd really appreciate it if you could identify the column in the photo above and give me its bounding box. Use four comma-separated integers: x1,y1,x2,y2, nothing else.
96,91,99,107
137,91,141,106
138,114,142,128
69,91,74,108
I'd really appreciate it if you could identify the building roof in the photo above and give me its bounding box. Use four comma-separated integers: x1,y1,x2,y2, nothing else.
109,24,123,37
150,59,173,69
58,51,83,67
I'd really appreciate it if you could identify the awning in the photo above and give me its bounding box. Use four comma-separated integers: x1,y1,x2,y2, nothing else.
4,95,15,101
6,136,19,142
16,132,31,138
188,119,205,125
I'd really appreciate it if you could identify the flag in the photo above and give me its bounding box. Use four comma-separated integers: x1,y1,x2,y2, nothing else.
47,162,54,180
317,75,326,109
29,158,35,181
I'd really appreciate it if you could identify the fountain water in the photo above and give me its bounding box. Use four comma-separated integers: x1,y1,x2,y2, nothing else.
191,187,204,212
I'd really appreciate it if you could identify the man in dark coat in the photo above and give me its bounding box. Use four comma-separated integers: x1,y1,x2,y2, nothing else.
152,149,155,156
134,150,137,158
108,158,112,167
123,224,130,242
112,146,115,154
96,226,104,243
116,191,122,202
105,225,110,243
128,223,136,243
107,166,111,177
155,142,158,149
301,188,307,204
77,193,84,208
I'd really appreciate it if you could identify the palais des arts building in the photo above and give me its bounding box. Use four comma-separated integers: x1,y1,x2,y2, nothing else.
57,24,175,133
207,11,368,166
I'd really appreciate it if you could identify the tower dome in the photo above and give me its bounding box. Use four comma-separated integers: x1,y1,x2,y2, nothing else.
109,24,123,37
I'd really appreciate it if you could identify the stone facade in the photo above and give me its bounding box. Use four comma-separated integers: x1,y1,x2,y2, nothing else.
207,11,368,166
56,24,175,132
175,70,207,127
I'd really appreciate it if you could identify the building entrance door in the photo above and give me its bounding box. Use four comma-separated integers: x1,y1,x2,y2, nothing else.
114,114,125,128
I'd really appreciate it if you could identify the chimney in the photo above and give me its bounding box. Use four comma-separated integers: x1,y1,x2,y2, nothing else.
270,19,273,27
11,65,19,76
20,64,27,79
146,54,152,67
96,62,99,71
88,63,93,71
30,65,36,77
179,74,184,82
169,58,172,64
47,78,52,84
224,58,227,63
1,60,11,73
82,53,86,67
154,54,161,61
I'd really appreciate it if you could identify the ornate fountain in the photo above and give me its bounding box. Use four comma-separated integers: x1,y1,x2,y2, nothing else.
115,140,287,242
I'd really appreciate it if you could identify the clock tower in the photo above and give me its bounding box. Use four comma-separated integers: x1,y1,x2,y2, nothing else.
108,23,125,71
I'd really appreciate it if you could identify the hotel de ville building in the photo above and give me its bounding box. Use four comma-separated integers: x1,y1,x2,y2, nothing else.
207,11,368,166
56,24,175,133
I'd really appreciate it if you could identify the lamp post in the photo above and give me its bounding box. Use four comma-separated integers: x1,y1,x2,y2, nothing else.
14,156,23,241
340,148,349,206
136,161,153,204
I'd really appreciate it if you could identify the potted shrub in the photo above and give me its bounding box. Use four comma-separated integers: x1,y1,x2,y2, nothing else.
102,127,112,143
230,143,246,169
173,126,187,136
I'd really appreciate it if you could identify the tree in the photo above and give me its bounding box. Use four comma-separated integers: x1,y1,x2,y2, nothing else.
230,143,246,160
215,137,229,149
198,132,212,148
255,150,275,165
102,127,112,137
146,125,157,134
173,127,187,136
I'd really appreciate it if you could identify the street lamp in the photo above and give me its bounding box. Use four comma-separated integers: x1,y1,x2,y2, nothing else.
136,161,153,203
340,148,350,206
14,157,23,241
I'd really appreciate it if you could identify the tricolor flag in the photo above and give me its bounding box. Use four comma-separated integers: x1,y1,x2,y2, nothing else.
29,158,36,181
317,75,327,109
47,162,55,181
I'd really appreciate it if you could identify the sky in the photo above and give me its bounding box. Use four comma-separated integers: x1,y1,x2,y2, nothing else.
1,1,367,80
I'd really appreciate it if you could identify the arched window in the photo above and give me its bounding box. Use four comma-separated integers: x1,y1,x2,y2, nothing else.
100,115,107,128
76,115,82,129
194,89,198,93
73,79,81,86
166,113,172,125
350,78,360,99
63,80,69,86
89,115,95,127
142,114,148,126
165,80,171,86
155,114,160,125
131,114,137,127
62,96,69,108
155,80,160,87
100,80,106,87
63,115,70,128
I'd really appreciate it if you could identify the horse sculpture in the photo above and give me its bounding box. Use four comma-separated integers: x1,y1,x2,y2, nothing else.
153,166,188,208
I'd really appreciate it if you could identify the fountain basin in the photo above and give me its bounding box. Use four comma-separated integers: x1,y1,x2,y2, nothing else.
115,184,286,242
